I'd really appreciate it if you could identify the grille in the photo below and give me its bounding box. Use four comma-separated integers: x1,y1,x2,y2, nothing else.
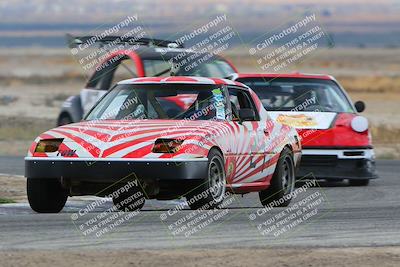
301,155,338,166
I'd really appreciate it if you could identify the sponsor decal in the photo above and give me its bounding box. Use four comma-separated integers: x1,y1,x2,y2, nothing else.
57,149,77,157
270,111,337,129
227,161,235,176
276,114,317,127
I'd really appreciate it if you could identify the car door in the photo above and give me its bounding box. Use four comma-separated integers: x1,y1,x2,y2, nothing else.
227,87,268,185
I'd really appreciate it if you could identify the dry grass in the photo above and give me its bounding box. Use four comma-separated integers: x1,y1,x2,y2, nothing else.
0,198,16,204
338,76,400,93
0,116,54,141
0,174,26,203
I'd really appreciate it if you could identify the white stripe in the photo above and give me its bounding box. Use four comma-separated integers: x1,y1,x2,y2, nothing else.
41,131,95,157
242,165,275,183
302,149,374,159
119,79,215,85
238,164,276,184
194,77,217,84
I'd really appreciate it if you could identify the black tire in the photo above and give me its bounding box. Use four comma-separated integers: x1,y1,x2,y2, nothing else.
349,179,370,186
58,114,73,126
186,149,226,210
27,178,68,213
259,147,295,207
112,184,145,212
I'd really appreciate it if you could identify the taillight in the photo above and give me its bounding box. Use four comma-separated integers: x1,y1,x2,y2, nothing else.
35,139,63,153
152,139,184,153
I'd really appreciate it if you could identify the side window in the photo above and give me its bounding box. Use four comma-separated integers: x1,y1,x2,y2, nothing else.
185,60,235,78
111,59,138,85
211,60,235,77
143,60,171,77
86,67,109,90
86,56,138,90
228,87,259,121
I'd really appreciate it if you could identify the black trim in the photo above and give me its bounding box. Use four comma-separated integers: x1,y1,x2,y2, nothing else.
25,159,208,182
302,146,373,150
297,157,378,180
66,34,184,48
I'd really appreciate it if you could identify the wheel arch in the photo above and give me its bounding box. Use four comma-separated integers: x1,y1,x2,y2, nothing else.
57,95,83,125
283,144,293,153
208,146,224,158
57,111,73,124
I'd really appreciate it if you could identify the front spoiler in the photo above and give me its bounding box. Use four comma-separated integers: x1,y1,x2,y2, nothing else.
296,149,378,180
25,157,209,182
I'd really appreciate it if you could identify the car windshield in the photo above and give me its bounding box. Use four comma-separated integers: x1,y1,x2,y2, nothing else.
85,83,229,121
237,78,355,113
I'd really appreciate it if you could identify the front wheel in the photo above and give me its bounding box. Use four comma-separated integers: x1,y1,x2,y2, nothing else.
259,147,295,207
186,149,226,210
27,178,68,213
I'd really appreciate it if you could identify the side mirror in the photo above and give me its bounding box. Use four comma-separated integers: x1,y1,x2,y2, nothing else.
354,101,365,113
238,108,256,121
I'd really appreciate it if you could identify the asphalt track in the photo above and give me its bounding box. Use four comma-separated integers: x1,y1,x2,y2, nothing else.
0,158,399,250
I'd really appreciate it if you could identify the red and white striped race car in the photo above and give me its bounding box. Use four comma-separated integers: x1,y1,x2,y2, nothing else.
25,76,301,213
230,73,378,186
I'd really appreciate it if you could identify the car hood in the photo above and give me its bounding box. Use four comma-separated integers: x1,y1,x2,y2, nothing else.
33,119,225,159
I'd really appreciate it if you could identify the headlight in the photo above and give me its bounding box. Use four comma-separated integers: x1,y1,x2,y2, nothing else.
351,116,369,133
35,139,63,153
152,139,184,153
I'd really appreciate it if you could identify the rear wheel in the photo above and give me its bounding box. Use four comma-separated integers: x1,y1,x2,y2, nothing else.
112,184,146,212
27,178,68,213
349,179,370,186
186,149,226,210
259,147,295,207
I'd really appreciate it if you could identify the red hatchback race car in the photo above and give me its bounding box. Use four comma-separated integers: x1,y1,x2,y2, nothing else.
25,76,301,213
230,73,378,186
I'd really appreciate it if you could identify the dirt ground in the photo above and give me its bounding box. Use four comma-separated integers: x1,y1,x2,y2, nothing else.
0,174,26,203
0,247,399,267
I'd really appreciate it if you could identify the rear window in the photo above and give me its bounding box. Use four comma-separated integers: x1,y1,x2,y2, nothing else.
143,58,235,78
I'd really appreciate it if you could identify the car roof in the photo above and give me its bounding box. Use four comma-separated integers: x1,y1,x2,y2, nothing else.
118,76,249,88
232,72,335,81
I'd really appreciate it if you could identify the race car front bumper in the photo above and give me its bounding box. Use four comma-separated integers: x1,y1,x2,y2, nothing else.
296,148,378,180
25,157,209,182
